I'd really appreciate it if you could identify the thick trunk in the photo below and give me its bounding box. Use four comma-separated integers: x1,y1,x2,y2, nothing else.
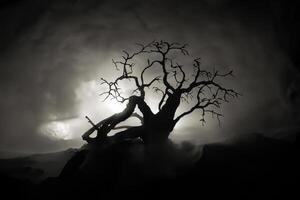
138,93,181,144
83,93,181,145
134,94,181,144
159,92,181,121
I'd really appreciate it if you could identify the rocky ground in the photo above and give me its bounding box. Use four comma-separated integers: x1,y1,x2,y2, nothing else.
0,133,299,200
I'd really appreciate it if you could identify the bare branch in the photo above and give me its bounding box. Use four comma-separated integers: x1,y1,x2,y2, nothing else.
153,86,168,110
175,70,239,124
140,59,161,85
168,59,186,89
143,76,161,88
82,96,153,142
113,125,138,130
130,112,144,123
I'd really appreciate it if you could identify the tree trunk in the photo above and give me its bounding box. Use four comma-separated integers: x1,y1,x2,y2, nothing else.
83,94,181,145
132,93,181,144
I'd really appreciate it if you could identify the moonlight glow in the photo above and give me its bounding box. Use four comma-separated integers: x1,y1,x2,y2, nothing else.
39,121,72,140
106,100,126,113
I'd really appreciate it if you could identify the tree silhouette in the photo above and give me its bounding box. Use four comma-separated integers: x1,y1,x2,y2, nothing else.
82,40,239,145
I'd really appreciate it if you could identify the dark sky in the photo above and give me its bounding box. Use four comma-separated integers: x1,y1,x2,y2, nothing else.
0,0,299,153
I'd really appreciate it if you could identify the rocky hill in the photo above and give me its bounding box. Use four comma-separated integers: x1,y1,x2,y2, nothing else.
0,134,299,199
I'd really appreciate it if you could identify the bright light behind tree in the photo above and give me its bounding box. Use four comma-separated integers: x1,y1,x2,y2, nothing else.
107,99,126,113
39,121,72,140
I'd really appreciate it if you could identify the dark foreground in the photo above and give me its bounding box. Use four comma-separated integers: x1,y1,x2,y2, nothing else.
0,134,299,200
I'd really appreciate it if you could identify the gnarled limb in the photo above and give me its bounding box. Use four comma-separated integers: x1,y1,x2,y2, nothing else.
175,79,239,125
82,96,152,143
111,126,144,141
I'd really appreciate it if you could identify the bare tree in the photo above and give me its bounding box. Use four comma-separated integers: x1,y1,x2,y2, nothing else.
82,40,239,145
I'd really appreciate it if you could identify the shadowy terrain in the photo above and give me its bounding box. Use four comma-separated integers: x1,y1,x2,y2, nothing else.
0,148,76,183
0,133,298,200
